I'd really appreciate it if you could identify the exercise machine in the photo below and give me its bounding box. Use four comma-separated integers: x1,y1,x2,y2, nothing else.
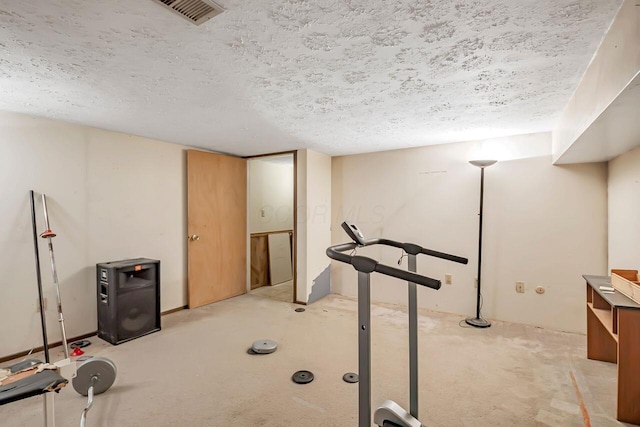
0,192,117,426
327,222,468,427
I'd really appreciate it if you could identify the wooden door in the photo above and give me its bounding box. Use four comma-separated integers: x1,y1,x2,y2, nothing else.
187,150,247,308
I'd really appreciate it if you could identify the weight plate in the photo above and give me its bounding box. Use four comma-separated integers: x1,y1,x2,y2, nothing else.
252,339,278,354
70,340,91,349
72,357,117,396
342,373,359,383
292,370,314,384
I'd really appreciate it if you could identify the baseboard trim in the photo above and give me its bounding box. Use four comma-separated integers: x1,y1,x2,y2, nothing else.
0,331,97,364
1,305,188,363
161,305,188,316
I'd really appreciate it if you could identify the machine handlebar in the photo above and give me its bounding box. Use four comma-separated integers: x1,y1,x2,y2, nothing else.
373,238,468,265
327,222,469,291
326,242,442,290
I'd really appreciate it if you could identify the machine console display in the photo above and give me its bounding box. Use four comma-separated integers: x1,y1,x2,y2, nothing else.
341,221,367,246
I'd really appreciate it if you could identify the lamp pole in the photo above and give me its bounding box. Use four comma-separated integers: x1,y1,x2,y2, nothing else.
465,160,497,328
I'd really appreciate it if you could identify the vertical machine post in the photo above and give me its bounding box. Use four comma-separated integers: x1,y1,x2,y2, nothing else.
44,392,56,427
408,254,419,419
358,271,372,427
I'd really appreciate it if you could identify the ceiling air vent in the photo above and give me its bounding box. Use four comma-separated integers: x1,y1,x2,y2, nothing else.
151,0,224,25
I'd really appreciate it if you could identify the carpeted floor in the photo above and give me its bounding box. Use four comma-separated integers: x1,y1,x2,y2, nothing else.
251,280,293,303
0,293,627,426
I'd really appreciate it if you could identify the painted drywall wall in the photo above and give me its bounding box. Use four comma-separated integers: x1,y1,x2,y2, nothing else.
0,113,90,358
248,157,294,233
85,130,187,311
553,0,640,162
331,133,608,333
296,149,332,303
0,111,186,358
296,150,307,302
609,146,640,271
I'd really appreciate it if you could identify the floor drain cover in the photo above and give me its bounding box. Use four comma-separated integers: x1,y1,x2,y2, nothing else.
295,308,305,313
292,370,314,384
251,339,278,354
342,373,359,383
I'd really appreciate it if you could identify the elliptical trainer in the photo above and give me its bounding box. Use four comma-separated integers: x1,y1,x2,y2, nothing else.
327,221,468,427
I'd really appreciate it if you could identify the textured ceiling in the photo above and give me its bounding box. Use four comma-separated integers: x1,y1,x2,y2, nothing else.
0,0,622,156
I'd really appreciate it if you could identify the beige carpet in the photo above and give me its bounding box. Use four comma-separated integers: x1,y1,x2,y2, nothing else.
0,293,625,426
251,281,293,303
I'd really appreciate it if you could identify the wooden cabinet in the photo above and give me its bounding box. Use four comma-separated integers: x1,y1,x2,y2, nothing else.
584,275,640,424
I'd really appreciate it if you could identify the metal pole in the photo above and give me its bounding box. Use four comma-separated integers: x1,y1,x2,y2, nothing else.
44,392,56,427
476,167,485,319
408,254,418,419
41,194,70,359
358,271,371,427
30,191,50,363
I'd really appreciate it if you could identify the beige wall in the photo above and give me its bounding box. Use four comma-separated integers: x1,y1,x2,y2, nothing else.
553,0,639,162
86,131,187,311
296,149,332,303
331,133,608,333
0,111,186,358
608,146,640,271
248,157,294,234
0,110,615,358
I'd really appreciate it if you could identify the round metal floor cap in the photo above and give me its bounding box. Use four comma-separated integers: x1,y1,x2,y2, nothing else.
342,372,359,383
295,308,305,313
292,370,314,384
72,357,117,396
251,339,278,354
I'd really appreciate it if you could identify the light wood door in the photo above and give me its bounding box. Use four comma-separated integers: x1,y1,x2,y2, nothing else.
187,150,247,308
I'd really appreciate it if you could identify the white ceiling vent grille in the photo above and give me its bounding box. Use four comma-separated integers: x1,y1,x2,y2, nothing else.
151,0,224,25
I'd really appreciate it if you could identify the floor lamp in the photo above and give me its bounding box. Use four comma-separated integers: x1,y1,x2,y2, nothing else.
465,159,497,328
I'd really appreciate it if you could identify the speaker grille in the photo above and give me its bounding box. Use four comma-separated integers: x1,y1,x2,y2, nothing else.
117,287,157,341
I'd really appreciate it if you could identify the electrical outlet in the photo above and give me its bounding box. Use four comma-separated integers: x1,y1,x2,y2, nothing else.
515,281,525,293
535,286,545,295
445,273,452,285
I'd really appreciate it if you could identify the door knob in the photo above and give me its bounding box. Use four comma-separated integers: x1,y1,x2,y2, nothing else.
189,234,200,241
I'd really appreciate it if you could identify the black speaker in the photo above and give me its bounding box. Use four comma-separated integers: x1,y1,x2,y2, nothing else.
97,258,161,345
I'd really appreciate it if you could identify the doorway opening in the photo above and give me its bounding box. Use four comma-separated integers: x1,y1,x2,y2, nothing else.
247,153,296,303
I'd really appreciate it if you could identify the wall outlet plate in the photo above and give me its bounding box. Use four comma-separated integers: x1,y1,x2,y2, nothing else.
445,273,452,285
516,281,525,293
